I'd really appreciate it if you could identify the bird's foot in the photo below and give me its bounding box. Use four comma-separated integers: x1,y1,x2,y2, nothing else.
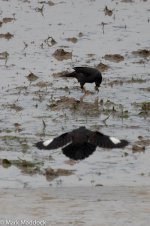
81,87,87,93
95,86,99,92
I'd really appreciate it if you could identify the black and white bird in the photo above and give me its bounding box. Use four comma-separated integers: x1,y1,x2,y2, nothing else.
62,67,102,92
36,126,128,160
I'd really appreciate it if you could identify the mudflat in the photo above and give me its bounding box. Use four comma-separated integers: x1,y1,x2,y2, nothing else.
0,186,150,226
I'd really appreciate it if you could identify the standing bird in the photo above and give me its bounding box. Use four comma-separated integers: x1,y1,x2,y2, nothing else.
62,67,102,92
36,126,128,160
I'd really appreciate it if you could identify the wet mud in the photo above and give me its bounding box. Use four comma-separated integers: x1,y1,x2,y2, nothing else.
0,186,150,226
0,0,150,224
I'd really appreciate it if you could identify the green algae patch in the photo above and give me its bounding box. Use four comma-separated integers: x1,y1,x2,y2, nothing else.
132,101,150,116
0,158,43,174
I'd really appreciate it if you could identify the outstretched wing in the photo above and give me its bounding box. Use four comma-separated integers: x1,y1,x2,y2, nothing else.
62,143,96,160
89,131,129,149
36,132,71,150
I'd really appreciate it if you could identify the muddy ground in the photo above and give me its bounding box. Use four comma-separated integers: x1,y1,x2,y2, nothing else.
0,186,150,226
0,0,150,225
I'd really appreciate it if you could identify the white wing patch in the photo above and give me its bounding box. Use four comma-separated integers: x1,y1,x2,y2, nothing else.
109,137,121,144
43,139,53,147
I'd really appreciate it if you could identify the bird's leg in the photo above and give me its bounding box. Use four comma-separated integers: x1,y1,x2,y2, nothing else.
80,84,87,93
80,93,86,102
95,85,99,92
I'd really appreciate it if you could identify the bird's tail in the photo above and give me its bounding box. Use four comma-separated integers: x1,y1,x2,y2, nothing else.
61,71,77,78
62,143,96,160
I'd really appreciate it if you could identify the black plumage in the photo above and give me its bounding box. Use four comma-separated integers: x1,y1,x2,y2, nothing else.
62,67,102,92
36,126,129,160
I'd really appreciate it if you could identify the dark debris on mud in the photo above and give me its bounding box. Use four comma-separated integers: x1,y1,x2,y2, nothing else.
140,87,150,92
107,77,148,87
121,0,134,2
132,145,145,153
0,17,15,27
104,6,113,16
0,32,14,40
0,51,9,63
34,81,50,88
132,49,150,58
0,158,43,175
132,101,150,117
101,100,129,119
39,1,55,6
0,157,74,181
5,103,23,112
0,134,29,153
26,72,39,82
132,136,150,153
48,96,101,116
44,36,57,47
66,37,78,43
47,96,130,119
35,5,44,16
103,54,124,62
96,62,110,72
52,49,72,61
44,167,75,181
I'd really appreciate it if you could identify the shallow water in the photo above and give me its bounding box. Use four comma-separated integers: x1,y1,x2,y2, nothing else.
0,0,150,224
0,186,150,226
0,0,149,188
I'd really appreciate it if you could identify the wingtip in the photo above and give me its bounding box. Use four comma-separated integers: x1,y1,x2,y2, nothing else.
109,137,129,148
120,139,129,148
35,141,45,150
